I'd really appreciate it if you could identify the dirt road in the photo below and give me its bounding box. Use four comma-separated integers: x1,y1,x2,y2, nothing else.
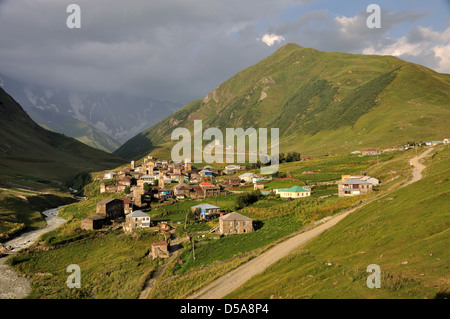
189,149,432,299
0,206,66,299
407,148,433,185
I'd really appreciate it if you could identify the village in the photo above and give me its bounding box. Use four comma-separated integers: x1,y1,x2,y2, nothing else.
1,139,447,300
73,136,450,263
76,142,411,260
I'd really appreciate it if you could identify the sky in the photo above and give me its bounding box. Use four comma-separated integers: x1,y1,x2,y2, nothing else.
0,0,449,105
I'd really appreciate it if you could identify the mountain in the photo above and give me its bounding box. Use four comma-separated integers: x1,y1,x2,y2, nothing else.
0,74,182,152
0,86,126,185
114,43,450,161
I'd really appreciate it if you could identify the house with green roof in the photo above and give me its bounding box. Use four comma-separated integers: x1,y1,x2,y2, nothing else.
275,186,311,199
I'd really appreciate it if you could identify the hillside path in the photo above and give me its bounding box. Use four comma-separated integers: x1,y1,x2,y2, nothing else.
407,148,433,185
188,148,433,299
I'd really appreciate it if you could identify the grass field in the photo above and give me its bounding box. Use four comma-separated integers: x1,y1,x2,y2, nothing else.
0,188,75,242
6,145,439,299
7,230,164,299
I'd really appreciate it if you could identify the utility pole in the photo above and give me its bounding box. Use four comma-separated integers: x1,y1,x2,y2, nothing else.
192,236,196,261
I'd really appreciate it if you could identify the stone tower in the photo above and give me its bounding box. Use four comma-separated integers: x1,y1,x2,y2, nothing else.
100,183,106,194
131,160,135,170
184,158,192,172
133,180,145,207
158,172,165,189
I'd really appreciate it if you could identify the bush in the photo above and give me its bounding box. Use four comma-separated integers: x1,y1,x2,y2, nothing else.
234,190,263,210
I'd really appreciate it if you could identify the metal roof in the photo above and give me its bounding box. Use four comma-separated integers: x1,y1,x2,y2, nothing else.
279,186,310,193
220,212,252,221
338,178,372,185
191,203,220,210
128,210,149,218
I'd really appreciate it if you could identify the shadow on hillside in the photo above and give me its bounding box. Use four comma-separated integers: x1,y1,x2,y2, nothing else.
253,220,264,231
434,291,450,299
65,172,93,196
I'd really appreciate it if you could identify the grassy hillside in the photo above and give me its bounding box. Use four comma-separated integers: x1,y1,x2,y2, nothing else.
227,146,450,299
0,87,126,188
115,43,450,161
0,188,75,242
38,118,121,153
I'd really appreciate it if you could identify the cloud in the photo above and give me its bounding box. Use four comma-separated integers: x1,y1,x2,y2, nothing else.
362,27,450,73
258,33,286,46
263,7,450,73
0,0,307,104
0,0,448,107
433,44,450,73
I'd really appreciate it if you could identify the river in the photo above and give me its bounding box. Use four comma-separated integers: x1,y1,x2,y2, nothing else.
0,206,67,299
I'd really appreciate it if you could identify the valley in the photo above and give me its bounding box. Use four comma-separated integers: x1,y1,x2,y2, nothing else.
0,42,448,301
3,142,448,299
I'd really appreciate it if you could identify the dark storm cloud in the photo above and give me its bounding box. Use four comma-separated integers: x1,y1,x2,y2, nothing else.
0,0,311,104
1,0,447,105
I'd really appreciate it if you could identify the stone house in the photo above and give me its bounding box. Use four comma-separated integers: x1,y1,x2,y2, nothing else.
362,149,381,156
141,175,157,185
191,203,220,220
239,173,257,183
119,197,133,214
173,183,191,197
338,178,373,197
80,215,105,230
223,176,241,187
96,198,125,221
254,181,265,190
190,186,205,199
199,182,220,197
204,185,220,197
104,171,117,179
119,178,131,187
151,241,170,259
123,210,151,233
219,212,253,235
189,173,201,184
360,176,380,186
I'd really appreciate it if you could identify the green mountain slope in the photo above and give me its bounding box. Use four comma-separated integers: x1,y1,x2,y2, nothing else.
38,118,121,153
0,87,126,186
227,146,450,299
115,43,450,160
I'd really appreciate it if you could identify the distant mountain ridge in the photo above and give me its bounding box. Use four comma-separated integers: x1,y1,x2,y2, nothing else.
0,74,182,152
115,43,450,161
0,86,126,184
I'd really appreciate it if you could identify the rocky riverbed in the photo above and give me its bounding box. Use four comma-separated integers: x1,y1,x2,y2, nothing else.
0,206,66,299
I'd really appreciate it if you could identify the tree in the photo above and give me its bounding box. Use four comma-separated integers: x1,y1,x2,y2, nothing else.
285,151,301,163
234,190,263,210
186,208,201,223
124,186,131,194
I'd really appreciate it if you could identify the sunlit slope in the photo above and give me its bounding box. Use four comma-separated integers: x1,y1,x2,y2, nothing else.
115,43,450,161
